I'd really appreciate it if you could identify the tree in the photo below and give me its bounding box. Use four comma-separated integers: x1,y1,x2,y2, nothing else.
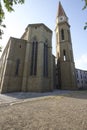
83,0,87,9
0,0,25,39
83,0,87,29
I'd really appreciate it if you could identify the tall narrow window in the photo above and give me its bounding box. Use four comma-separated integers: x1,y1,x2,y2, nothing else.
61,29,64,40
30,41,38,75
15,59,20,76
43,43,48,77
63,50,66,61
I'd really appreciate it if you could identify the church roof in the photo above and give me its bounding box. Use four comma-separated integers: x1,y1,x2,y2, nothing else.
21,23,52,39
26,23,52,33
57,1,67,17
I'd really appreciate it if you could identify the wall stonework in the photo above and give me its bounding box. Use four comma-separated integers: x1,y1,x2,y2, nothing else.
0,24,53,93
0,38,27,93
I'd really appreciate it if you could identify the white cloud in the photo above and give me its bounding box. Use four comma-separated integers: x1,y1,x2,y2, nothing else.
75,54,87,70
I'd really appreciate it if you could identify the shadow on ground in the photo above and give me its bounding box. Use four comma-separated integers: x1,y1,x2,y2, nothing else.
62,90,87,100
1,90,87,101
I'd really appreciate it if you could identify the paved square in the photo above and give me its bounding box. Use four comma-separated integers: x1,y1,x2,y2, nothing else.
0,90,87,130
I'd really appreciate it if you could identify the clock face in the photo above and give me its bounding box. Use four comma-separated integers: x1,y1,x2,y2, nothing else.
59,16,64,22
57,16,67,23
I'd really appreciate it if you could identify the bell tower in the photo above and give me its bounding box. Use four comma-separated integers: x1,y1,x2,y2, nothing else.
55,2,77,89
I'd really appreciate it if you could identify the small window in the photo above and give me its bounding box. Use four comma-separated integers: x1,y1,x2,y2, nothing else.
81,75,82,79
77,80,79,83
63,50,66,61
81,81,83,84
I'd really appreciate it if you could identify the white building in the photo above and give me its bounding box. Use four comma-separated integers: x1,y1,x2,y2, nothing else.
76,69,87,89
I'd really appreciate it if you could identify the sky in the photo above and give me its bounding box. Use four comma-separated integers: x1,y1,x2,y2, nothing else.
0,0,87,70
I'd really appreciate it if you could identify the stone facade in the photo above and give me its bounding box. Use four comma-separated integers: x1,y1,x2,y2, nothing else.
0,24,53,93
0,38,27,93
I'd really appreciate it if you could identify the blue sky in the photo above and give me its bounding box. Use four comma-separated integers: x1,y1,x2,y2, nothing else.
0,0,87,70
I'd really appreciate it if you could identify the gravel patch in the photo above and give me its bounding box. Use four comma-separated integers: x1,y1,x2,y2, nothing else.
0,90,87,130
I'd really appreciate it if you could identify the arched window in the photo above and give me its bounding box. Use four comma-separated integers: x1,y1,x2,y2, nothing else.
15,59,20,76
30,41,38,75
61,29,64,40
63,50,66,61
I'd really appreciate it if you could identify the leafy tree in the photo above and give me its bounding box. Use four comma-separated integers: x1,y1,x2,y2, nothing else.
0,0,25,39
83,0,87,9
0,2,5,39
83,0,87,29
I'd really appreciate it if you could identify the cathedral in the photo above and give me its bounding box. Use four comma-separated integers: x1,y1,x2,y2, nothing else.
0,2,78,93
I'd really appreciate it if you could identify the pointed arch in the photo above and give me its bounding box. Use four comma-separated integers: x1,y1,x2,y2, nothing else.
63,49,66,61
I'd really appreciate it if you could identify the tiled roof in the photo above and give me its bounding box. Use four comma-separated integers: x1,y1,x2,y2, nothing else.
58,1,67,17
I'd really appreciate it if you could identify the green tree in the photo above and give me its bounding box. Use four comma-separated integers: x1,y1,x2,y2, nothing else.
83,0,87,9
0,0,25,39
83,0,87,29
